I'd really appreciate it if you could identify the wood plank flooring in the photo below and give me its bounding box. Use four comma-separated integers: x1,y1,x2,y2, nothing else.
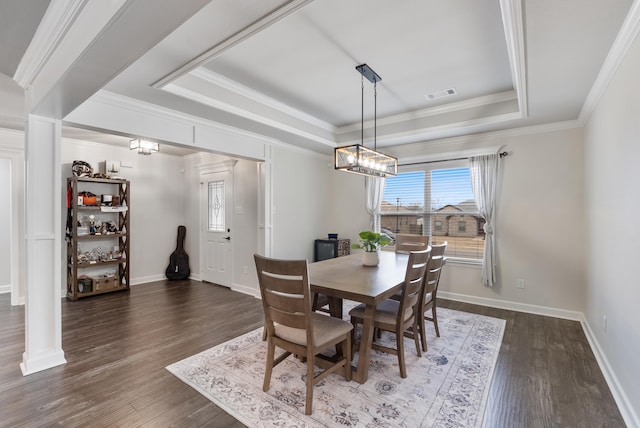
0,281,625,427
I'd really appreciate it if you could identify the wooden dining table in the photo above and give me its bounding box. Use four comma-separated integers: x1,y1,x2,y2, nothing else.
308,250,409,384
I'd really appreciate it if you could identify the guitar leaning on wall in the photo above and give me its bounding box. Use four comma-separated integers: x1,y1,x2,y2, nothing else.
166,225,190,280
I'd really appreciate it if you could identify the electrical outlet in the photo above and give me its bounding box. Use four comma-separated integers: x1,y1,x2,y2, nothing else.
517,278,525,289
603,315,607,333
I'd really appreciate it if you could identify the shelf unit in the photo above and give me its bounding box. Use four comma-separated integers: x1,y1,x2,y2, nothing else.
66,176,130,300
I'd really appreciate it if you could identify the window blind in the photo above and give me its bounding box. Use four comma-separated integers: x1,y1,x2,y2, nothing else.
378,162,486,260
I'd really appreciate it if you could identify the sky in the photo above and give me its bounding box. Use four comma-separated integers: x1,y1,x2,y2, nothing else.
383,167,475,210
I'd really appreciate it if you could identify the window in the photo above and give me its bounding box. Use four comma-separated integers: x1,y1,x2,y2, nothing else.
378,161,485,260
208,181,225,232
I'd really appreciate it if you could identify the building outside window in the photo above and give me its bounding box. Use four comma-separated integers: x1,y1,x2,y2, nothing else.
458,221,466,232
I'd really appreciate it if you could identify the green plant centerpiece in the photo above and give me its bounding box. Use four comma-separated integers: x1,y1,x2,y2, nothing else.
352,231,392,266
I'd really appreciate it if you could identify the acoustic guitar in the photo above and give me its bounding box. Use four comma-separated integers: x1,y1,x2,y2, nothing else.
166,225,190,280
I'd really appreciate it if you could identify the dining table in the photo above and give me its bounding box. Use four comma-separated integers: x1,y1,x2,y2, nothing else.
308,250,409,384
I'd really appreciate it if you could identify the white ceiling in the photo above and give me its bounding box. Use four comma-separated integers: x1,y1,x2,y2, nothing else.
0,0,636,156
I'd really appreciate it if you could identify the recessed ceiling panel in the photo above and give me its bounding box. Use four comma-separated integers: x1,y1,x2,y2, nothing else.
202,0,512,127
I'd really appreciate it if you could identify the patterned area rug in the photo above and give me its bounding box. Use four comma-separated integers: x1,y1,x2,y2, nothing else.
166,306,505,427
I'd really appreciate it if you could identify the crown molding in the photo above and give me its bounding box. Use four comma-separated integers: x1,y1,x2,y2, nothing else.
189,67,335,132
336,91,517,135
500,0,528,117
579,0,640,124
13,0,90,87
152,0,314,88
387,119,581,156
342,112,522,148
196,159,238,172
163,83,336,148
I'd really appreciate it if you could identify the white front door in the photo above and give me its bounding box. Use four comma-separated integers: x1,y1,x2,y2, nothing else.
201,169,233,286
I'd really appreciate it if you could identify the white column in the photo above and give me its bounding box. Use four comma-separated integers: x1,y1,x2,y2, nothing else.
20,114,66,375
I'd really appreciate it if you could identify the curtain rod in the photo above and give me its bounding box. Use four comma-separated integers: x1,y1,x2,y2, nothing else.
399,151,509,167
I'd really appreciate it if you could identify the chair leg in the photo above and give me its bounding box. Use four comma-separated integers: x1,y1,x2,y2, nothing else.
419,309,428,352
305,352,314,415
262,325,267,341
350,318,358,359
432,305,440,337
263,340,275,391
344,335,352,382
397,326,407,378
412,318,422,358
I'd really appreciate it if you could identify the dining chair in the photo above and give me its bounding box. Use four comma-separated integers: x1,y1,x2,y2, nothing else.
254,254,353,415
417,241,447,351
395,234,429,254
349,248,430,378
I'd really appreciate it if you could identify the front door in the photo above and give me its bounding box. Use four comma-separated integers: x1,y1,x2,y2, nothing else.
201,169,233,286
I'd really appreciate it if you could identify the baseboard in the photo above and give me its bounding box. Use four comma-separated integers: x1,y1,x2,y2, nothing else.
0,284,10,294
438,291,584,321
581,320,640,428
20,350,67,376
129,274,166,286
231,283,260,299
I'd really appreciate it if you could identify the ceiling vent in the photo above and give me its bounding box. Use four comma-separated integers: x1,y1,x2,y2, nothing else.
425,88,457,100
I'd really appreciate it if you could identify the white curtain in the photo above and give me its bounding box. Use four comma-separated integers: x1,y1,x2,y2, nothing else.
469,154,500,287
365,176,385,232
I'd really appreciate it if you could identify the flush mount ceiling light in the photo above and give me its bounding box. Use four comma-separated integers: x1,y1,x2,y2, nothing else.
130,139,159,155
334,63,397,178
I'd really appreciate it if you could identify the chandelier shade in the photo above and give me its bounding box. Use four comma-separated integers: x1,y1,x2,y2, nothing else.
334,144,397,177
334,63,397,178
130,139,159,155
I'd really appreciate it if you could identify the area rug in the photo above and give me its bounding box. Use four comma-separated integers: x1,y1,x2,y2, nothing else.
166,306,505,427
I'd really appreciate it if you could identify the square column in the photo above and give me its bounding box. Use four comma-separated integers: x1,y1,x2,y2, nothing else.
20,115,66,375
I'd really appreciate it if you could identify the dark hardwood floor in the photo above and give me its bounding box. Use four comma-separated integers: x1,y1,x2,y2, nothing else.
0,281,625,427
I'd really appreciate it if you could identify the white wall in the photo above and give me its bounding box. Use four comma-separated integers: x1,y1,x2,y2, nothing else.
231,159,260,293
330,126,586,318
271,146,336,260
61,139,185,286
583,28,640,425
327,166,372,245
0,158,11,289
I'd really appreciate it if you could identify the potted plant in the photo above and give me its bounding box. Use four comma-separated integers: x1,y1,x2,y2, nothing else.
352,230,392,266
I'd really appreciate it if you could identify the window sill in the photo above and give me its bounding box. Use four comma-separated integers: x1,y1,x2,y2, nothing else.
445,257,482,267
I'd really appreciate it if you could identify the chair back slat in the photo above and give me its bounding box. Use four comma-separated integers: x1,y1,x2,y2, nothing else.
395,234,429,254
268,306,307,329
430,241,447,258
261,272,305,298
424,241,447,294
263,289,307,314
425,258,443,293
398,248,431,320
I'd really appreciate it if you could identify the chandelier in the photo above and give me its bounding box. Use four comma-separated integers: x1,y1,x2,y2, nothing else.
334,64,397,178
130,139,159,155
